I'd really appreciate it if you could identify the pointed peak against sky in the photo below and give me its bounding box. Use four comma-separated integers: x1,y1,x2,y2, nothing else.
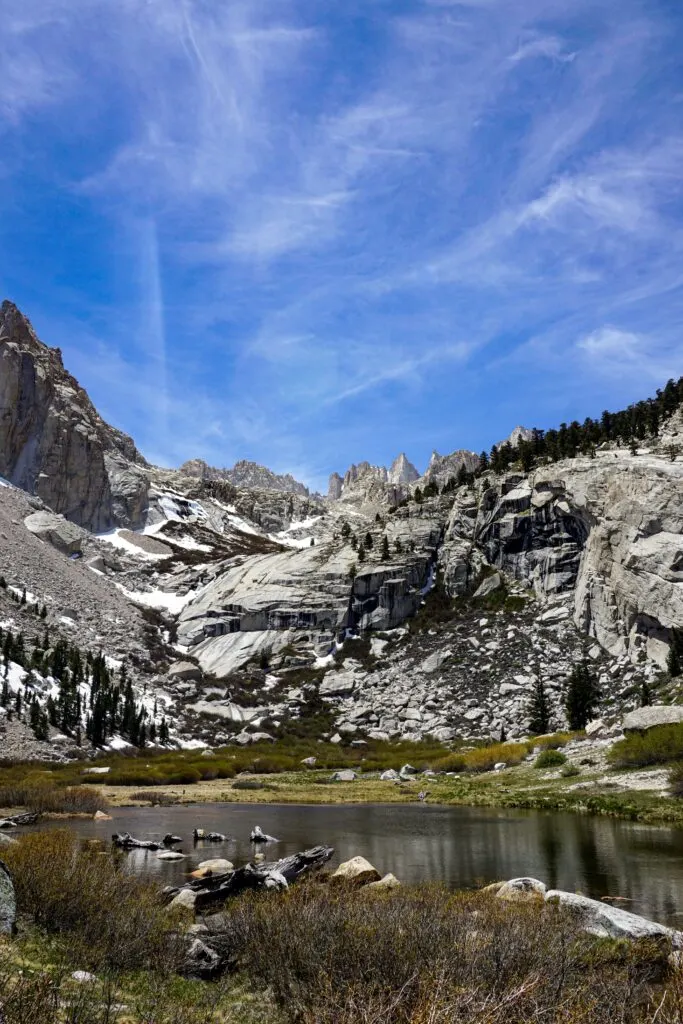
388,453,420,486
1,2,683,490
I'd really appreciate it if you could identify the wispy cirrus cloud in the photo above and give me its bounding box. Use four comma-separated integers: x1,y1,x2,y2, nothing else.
1,0,682,485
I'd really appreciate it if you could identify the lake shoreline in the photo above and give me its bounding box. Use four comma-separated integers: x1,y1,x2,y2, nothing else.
96,761,683,828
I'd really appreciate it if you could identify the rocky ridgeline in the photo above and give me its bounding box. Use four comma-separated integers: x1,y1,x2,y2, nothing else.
179,458,311,497
0,302,148,531
0,300,682,754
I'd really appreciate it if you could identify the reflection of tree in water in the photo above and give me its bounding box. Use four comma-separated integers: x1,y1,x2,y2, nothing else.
538,815,561,891
574,817,619,898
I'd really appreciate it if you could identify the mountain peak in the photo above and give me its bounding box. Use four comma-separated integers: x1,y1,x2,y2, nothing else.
388,452,419,485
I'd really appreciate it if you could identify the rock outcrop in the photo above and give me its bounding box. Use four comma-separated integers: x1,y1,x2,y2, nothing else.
0,301,148,531
179,458,309,496
420,449,479,488
388,453,419,486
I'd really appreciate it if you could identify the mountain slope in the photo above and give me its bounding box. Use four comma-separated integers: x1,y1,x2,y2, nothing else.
0,301,148,531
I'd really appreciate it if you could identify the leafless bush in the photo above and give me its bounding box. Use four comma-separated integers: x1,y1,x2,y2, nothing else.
2,831,182,973
216,883,673,1023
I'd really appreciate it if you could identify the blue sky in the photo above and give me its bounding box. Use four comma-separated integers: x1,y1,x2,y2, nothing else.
1,0,682,491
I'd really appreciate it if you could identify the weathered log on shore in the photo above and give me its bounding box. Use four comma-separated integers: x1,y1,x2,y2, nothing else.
0,812,40,829
167,845,334,912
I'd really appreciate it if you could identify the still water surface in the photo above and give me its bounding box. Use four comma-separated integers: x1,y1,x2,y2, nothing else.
34,803,683,925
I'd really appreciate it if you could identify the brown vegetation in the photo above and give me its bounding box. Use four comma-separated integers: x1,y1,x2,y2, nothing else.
220,884,683,1024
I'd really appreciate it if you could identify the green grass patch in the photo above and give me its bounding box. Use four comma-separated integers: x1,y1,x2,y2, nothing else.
608,723,683,768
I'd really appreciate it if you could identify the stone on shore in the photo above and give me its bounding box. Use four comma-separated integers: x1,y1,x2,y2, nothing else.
545,890,683,945
331,856,381,886
496,877,547,903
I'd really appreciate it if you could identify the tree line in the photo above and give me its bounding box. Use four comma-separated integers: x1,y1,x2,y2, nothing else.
0,624,168,749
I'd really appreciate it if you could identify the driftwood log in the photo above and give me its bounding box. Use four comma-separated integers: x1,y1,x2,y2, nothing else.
0,812,40,829
250,825,278,843
167,845,334,912
112,832,181,851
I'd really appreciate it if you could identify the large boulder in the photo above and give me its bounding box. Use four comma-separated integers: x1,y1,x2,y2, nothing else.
331,856,381,886
0,860,16,934
496,877,547,903
472,572,503,600
331,769,357,782
24,510,87,555
168,661,203,682
545,890,683,945
622,706,683,733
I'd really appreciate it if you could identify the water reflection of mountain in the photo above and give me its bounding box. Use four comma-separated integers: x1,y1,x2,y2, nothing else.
32,803,683,926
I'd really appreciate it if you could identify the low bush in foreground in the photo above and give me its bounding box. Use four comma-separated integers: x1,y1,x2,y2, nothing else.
2,830,180,973
534,749,567,769
218,884,680,1024
609,724,683,769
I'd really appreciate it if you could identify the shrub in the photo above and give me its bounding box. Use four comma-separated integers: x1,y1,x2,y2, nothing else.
214,884,672,1024
0,782,105,814
561,763,580,778
2,831,181,972
534,749,567,769
608,724,683,768
462,742,529,773
430,752,467,772
165,768,202,785
535,731,577,750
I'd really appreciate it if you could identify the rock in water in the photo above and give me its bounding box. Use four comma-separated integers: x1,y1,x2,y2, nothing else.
0,861,16,934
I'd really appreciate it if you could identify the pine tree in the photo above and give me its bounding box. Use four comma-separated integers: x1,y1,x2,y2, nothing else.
564,662,600,730
668,629,683,678
159,718,169,745
380,536,390,562
364,532,373,550
357,543,366,563
527,676,551,735
394,538,403,554
640,678,652,707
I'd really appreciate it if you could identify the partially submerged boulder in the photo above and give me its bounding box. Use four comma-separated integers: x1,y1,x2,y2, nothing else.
191,858,234,879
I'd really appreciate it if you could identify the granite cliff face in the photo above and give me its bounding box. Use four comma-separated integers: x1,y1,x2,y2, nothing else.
0,301,148,531
1,298,682,753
